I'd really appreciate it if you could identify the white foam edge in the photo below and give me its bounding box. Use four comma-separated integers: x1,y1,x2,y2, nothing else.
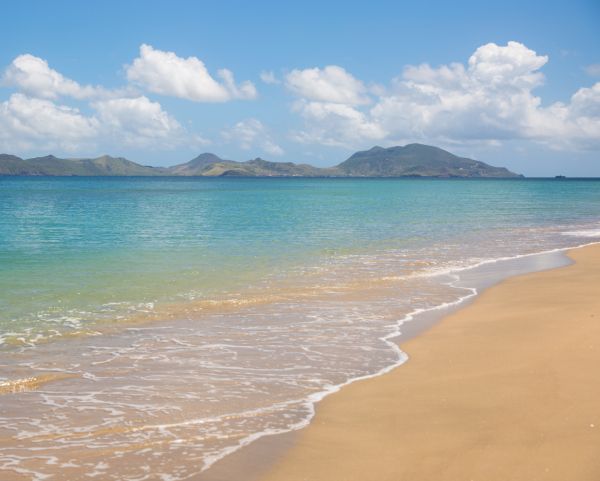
198,239,600,475
562,229,600,238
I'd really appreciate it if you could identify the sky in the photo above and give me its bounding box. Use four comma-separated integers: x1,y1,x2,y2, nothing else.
1,0,599,176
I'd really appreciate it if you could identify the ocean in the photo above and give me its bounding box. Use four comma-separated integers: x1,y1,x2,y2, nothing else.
1,176,599,480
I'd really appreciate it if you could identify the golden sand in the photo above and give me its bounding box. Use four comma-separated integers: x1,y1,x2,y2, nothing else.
259,244,600,481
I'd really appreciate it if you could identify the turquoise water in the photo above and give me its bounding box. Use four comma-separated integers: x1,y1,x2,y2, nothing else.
2,177,600,345
1,176,600,480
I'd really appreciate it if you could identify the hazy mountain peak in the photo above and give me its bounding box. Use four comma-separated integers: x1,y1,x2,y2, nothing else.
336,144,521,178
0,144,521,178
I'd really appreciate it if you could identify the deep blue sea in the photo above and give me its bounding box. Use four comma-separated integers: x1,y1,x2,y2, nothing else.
1,176,600,480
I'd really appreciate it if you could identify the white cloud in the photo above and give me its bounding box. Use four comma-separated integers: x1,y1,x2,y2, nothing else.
126,44,257,102
2,54,102,100
528,82,600,149
0,51,209,152
372,41,553,142
0,93,206,153
0,93,99,151
222,118,284,156
3,41,598,156
291,100,386,147
217,68,257,100
286,42,600,150
467,41,547,89
92,96,196,148
260,70,279,84
285,65,369,105
373,41,599,149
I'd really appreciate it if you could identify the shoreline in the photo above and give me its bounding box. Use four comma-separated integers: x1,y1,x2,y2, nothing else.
1,242,596,480
194,246,600,481
257,243,600,481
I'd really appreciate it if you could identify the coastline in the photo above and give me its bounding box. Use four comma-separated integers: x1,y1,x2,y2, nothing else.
203,243,600,481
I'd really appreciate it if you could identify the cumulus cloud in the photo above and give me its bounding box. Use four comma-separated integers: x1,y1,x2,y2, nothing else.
92,96,200,148
2,54,103,100
373,41,599,149
126,44,257,102
285,65,369,105
0,93,205,152
528,82,600,150
291,100,386,147
286,42,600,150
467,41,547,88
222,118,284,156
0,93,99,151
260,70,279,84
0,51,209,152
371,41,551,141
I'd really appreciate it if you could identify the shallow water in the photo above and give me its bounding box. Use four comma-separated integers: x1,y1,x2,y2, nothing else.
1,177,599,480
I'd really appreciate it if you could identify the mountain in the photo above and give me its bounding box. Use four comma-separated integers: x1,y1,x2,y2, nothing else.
0,154,163,176
166,153,329,177
226,144,521,178
336,144,521,178
0,144,521,177
167,153,231,175
0,154,27,174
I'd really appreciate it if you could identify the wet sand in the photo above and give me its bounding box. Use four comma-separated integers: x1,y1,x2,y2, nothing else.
256,244,600,481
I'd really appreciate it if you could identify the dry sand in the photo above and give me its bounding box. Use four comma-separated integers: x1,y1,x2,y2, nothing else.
258,244,600,481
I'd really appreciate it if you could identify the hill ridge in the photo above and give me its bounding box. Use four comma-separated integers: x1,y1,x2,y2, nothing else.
0,144,522,178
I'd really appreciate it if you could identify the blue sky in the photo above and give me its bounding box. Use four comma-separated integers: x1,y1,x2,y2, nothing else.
1,0,599,175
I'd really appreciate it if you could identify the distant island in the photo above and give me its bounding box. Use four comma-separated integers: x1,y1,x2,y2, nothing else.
0,144,522,178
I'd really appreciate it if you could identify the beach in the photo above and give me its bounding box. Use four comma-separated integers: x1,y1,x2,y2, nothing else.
2,177,600,480
255,243,600,481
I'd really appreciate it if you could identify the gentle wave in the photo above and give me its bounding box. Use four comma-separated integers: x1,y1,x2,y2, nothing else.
562,228,600,238
0,373,77,395
1,240,597,481
3,175,600,480
4,227,599,350
197,238,600,474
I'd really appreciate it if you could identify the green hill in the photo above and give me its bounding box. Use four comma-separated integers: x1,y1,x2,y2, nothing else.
0,154,163,176
166,154,330,177
0,144,521,178
167,153,231,175
336,144,521,177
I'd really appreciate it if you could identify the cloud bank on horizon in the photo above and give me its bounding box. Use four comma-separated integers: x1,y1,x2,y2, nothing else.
0,41,599,158
287,42,600,151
